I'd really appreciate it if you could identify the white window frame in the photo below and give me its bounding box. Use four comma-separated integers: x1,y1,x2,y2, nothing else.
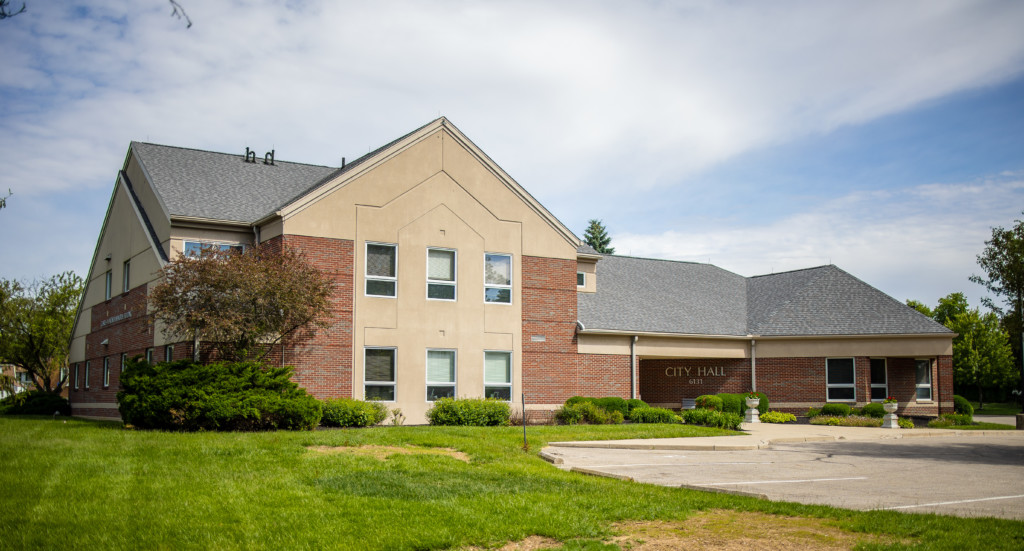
123,259,131,293
484,253,512,304
74,363,80,390
365,242,398,298
84,361,90,388
104,271,112,300
426,248,457,301
577,271,586,288
869,358,887,401
915,358,933,401
164,345,174,362
426,349,457,402
183,241,244,259
145,348,153,364
364,347,396,402
102,357,110,387
825,357,856,402
121,353,128,375
484,350,512,401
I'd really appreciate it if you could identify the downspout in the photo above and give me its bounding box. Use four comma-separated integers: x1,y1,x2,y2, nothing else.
749,337,757,392
630,335,638,400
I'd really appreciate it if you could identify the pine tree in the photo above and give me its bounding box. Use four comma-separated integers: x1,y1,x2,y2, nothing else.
584,219,614,254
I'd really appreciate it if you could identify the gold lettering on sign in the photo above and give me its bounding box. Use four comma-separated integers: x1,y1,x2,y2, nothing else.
665,366,726,377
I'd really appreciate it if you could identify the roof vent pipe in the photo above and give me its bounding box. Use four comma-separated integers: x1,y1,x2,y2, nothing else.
341,157,346,169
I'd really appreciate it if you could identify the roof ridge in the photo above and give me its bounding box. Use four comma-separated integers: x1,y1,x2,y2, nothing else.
749,264,833,279
129,141,335,170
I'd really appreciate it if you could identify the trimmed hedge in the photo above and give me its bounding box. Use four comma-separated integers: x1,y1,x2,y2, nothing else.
953,395,974,417
928,412,974,428
681,408,742,430
860,403,885,418
594,397,629,416
628,406,679,424
0,390,71,416
718,393,742,415
759,411,796,423
565,396,592,407
626,399,648,414
426,397,510,426
820,403,852,417
117,359,322,431
554,402,624,425
694,395,723,411
321,398,388,428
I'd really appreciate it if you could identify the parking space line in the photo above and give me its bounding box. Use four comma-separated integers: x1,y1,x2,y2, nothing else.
587,461,773,468
879,494,1024,511
695,476,868,486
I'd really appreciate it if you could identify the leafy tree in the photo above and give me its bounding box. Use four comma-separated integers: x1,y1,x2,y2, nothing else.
0,272,83,394
149,244,333,362
583,219,615,254
905,299,933,318
970,212,1024,403
933,292,969,325
945,308,1017,409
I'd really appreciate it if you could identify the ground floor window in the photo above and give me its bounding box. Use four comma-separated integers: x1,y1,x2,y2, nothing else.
915,359,932,401
826,357,855,401
102,357,110,387
164,345,174,362
121,353,128,375
426,349,456,401
145,348,153,363
484,351,512,400
870,358,887,401
84,361,90,388
365,348,396,401
74,363,80,389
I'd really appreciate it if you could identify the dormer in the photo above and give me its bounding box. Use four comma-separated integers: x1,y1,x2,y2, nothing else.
576,243,601,293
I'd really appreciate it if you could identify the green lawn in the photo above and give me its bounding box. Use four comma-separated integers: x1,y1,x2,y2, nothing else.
2,417,1023,550
972,401,1022,416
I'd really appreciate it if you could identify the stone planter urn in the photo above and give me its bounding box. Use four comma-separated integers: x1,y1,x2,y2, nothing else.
882,401,899,429
744,396,761,423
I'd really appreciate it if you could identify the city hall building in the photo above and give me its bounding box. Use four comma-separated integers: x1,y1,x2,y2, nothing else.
68,118,954,423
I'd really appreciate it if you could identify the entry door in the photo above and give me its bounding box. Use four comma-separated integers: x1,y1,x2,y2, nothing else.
870,358,887,401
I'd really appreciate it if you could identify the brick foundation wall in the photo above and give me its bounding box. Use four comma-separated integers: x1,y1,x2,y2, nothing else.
277,235,355,400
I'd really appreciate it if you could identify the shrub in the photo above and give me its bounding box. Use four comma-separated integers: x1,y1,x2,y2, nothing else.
321,398,388,428
626,399,648,413
0,390,71,416
759,411,796,424
820,403,852,417
117,359,322,431
629,406,679,424
555,401,624,425
426,397,510,426
810,415,881,427
694,395,723,411
717,393,742,415
681,408,742,430
927,413,973,428
805,407,821,418
898,417,915,429
750,392,769,415
860,403,885,418
594,397,629,416
953,395,974,417
565,396,593,407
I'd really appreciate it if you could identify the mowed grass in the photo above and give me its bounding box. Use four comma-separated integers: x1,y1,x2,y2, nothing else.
2,417,1023,550
972,401,1022,416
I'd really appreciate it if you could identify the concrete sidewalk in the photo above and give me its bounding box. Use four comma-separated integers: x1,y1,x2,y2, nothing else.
544,421,1024,455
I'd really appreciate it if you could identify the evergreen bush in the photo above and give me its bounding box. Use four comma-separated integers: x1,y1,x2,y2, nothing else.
860,403,885,418
0,390,71,416
759,411,796,423
694,394,723,411
820,403,852,417
321,398,388,428
426,397,510,426
953,395,974,417
626,399,648,413
628,406,679,424
681,408,742,430
594,397,629,416
717,393,741,414
554,401,622,425
117,359,322,431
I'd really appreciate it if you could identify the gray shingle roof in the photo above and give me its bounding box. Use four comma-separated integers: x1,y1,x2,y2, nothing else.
579,258,951,337
131,142,338,223
578,256,748,335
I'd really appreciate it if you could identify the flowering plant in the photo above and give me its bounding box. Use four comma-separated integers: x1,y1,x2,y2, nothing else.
883,396,898,404
746,391,759,399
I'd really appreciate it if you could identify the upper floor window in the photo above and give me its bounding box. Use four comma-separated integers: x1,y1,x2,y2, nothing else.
104,271,112,300
577,272,585,287
183,241,244,258
366,243,397,297
915,359,932,401
123,259,131,293
825,357,855,401
427,248,456,301
484,253,512,304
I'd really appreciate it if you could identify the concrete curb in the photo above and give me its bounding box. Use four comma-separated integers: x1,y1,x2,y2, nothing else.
677,484,769,500
570,467,633,481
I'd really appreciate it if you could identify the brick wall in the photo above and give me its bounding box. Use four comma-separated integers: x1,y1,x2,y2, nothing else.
521,256,579,404
277,235,355,400
640,358,752,405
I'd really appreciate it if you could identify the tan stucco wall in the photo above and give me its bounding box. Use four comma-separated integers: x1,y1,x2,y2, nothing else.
576,258,597,293
279,126,577,423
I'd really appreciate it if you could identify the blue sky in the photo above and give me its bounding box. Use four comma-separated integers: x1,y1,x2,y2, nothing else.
1,1,1023,312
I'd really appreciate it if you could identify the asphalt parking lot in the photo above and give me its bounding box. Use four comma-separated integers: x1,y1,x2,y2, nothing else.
543,427,1024,520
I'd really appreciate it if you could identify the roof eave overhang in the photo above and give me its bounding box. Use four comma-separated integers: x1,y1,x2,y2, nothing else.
169,215,253,231
577,253,603,261
578,329,955,340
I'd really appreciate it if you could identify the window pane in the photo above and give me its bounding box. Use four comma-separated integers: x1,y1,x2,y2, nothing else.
577,272,585,286
427,350,455,383
870,387,888,400
365,385,395,401
428,283,456,300
827,387,855,400
365,349,395,382
366,279,396,297
916,387,932,400
367,244,396,277
826,358,854,385
485,386,512,401
870,359,886,384
428,249,455,281
484,352,511,384
485,254,511,285
485,288,511,304
427,385,455,401
915,360,931,385
184,242,203,257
